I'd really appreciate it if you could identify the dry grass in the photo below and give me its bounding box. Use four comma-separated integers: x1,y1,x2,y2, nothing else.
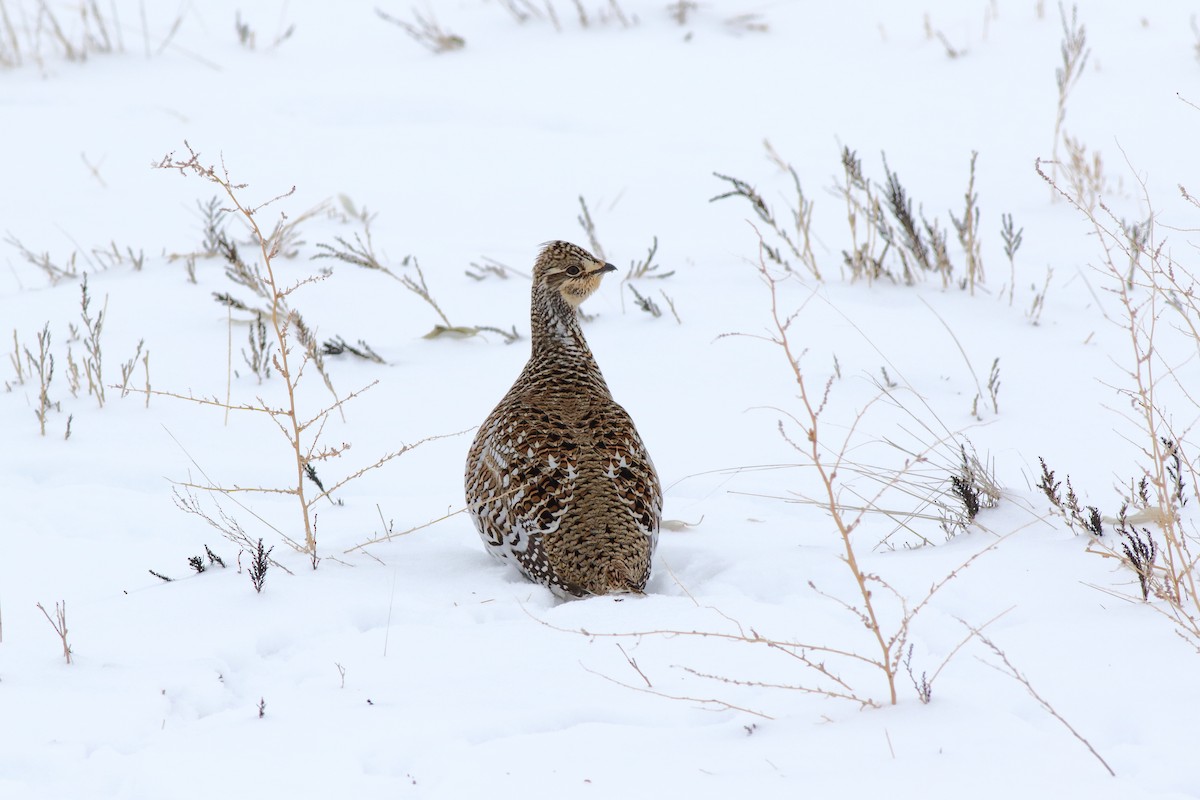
716,143,1026,297
3,233,78,284
0,0,139,69
234,9,295,51
715,143,1020,292
666,1,696,26
1059,133,1111,213
5,263,147,436
375,6,464,53
951,151,984,294
501,0,634,30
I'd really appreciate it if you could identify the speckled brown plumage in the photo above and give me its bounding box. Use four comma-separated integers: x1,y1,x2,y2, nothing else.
464,241,661,597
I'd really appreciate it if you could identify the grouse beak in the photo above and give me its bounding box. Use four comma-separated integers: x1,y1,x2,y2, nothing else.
598,263,617,274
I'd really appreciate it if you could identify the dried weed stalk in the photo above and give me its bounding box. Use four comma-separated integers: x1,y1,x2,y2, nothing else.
24,322,55,435
35,600,72,664
619,237,679,322
152,141,454,562
1059,133,1110,214
545,239,1006,711
576,195,607,262
78,273,106,408
1000,212,1024,306
951,151,984,294
740,237,1007,703
1049,3,1091,196
1036,155,1200,646
836,146,889,282
970,625,1115,777
466,256,524,281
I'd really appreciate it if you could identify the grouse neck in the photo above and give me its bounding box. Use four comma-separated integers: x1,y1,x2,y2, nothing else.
529,283,594,362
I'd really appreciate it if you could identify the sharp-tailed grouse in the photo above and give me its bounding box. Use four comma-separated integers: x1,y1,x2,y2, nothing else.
465,241,661,597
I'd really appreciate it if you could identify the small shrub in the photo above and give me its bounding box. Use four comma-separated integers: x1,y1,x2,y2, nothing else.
249,538,271,593
1118,522,1157,601
1036,457,1103,536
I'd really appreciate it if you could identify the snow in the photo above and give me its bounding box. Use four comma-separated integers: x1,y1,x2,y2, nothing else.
3,1,1199,797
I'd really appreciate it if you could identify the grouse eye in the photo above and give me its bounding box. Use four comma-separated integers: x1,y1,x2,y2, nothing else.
564,265,582,277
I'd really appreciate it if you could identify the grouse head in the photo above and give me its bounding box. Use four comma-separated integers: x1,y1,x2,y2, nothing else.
534,240,616,308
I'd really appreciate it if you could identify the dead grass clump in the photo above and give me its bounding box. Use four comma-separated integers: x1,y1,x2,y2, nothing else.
0,0,117,69
7,274,148,435
4,233,144,284
1059,133,1112,214
234,10,295,50
497,0,636,31
715,143,1016,295
666,1,696,26
375,7,464,52
724,13,767,35
3,233,78,284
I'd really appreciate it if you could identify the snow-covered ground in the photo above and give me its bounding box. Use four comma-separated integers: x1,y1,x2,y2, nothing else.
3,1,1199,797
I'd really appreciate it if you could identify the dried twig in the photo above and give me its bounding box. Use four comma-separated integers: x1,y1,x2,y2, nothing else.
35,601,72,664
969,624,1116,777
